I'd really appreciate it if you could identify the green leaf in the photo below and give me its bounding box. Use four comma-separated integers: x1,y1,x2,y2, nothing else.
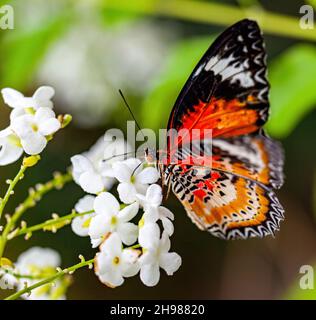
266,45,316,138
0,12,71,89
141,36,214,131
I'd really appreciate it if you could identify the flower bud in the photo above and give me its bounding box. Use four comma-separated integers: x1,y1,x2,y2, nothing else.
58,114,72,128
22,155,41,167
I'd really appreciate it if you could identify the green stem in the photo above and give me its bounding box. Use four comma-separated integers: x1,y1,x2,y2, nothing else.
10,210,93,239
0,165,27,221
1,267,53,280
0,172,72,259
101,0,316,41
4,258,94,300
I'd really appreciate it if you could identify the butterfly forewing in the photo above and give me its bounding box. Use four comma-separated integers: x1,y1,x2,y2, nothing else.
167,19,269,151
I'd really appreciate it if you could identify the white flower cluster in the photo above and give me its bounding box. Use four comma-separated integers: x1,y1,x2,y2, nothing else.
71,139,182,287
0,247,66,300
0,86,61,166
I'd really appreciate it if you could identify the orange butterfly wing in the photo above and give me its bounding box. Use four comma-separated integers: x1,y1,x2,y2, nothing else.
166,19,269,152
167,164,284,239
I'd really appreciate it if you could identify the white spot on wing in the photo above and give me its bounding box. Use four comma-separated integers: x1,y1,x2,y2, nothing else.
231,72,255,88
204,55,220,71
205,53,251,85
192,63,205,78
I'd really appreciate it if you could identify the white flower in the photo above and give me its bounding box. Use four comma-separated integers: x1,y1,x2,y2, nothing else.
0,127,23,166
15,247,66,300
71,195,96,237
71,134,131,194
137,184,163,211
1,86,54,120
138,184,174,236
71,155,105,194
88,192,139,248
95,233,140,288
138,224,181,287
11,107,61,155
0,267,18,290
113,158,160,204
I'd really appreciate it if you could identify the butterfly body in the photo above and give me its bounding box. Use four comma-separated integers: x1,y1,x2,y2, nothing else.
149,19,285,240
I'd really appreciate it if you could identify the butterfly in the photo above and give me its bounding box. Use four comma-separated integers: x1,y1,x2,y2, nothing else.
147,19,284,240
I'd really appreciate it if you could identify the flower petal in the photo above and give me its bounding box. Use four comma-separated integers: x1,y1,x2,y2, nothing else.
71,216,91,237
0,135,23,166
117,222,138,246
74,195,95,213
159,206,174,220
103,135,132,164
71,155,94,183
21,132,47,155
100,233,122,257
94,192,120,216
135,167,159,184
34,107,55,122
79,171,104,194
140,263,160,287
161,217,174,236
160,231,171,253
139,251,156,266
159,252,182,276
88,214,111,248
95,252,112,275
145,184,162,206
11,115,33,138
138,223,160,249
33,86,54,109
118,202,139,222
124,158,141,171
112,162,132,183
1,88,24,108
38,118,61,136
117,182,137,204
98,269,124,288
10,107,26,120
121,249,140,277
143,209,159,224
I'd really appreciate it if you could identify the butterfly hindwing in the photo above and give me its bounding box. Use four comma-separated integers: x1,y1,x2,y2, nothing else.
170,132,284,190
211,133,284,190
166,164,284,240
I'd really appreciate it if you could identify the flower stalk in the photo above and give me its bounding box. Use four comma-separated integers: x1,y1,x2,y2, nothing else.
9,210,94,239
0,164,27,221
102,0,316,41
0,171,72,259
4,258,94,300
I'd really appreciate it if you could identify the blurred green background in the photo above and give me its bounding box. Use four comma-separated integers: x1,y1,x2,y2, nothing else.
1,0,316,299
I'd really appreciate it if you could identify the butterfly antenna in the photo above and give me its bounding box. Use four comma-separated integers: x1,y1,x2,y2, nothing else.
118,89,146,142
102,151,136,162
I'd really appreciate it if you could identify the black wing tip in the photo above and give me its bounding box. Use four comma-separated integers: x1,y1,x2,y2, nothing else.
231,18,260,30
